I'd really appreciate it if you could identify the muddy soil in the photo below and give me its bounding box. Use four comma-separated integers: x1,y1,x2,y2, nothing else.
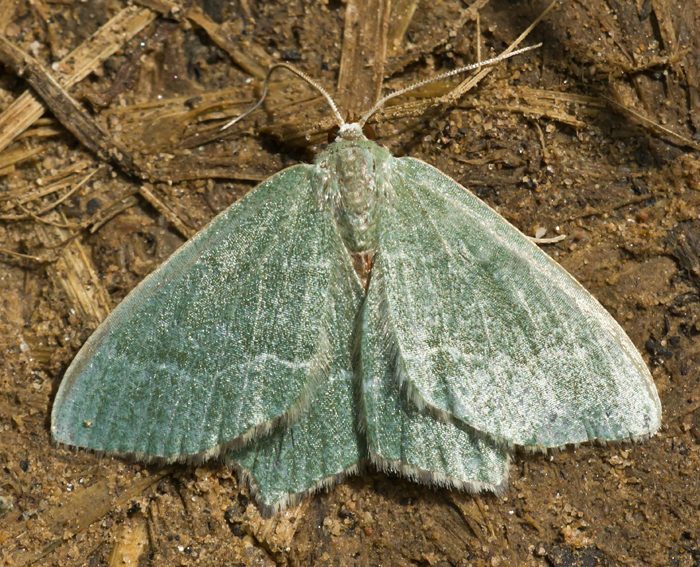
0,1,698,565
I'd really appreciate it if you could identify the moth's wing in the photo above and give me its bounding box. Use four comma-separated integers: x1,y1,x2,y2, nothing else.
359,270,508,491
226,258,365,512
378,157,661,448
52,165,351,460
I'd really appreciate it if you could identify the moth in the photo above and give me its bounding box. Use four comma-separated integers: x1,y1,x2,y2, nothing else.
52,47,661,512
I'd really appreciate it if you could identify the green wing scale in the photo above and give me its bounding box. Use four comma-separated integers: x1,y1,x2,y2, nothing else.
376,156,661,449
226,247,365,512
52,166,354,460
359,267,509,491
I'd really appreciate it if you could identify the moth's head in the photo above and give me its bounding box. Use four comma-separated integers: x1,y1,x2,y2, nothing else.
337,123,366,141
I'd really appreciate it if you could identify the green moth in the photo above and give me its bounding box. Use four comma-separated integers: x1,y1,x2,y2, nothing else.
52,51,661,512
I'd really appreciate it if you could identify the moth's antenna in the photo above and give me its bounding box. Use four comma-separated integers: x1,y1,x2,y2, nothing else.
221,63,345,131
357,43,542,128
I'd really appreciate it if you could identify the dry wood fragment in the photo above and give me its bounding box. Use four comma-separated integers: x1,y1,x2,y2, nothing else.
447,496,487,543
138,184,195,239
16,125,63,142
1,169,99,224
107,515,149,567
34,220,112,325
0,145,43,173
185,6,269,79
33,159,93,188
458,87,589,129
31,168,99,216
101,86,255,151
133,0,181,18
0,41,267,183
0,36,145,179
387,0,419,57
0,247,47,263
0,0,16,34
604,93,700,151
151,160,268,183
371,82,592,129
385,0,491,75
88,194,140,234
23,206,80,229
0,6,156,153
2,161,92,205
438,1,557,107
336,0,391,118
0,470,168,567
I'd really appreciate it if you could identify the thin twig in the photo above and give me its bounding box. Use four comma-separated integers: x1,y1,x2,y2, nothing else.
439,0,558,106
0,6,156,153
603,95,700,151
0,36,148,179
0,247,49,263
34,168,100,215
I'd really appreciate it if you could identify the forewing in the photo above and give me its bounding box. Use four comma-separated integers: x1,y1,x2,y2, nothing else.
360,269,508,491
227,257,365,511
378,157,661,448
52,166,350,459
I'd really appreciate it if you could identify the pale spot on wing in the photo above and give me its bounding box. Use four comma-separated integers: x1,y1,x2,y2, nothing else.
237,353,312,372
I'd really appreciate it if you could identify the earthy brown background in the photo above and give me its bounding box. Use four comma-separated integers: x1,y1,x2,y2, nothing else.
0,0,698,565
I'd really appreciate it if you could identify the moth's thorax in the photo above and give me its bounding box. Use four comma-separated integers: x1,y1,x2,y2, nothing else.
314,131,391,255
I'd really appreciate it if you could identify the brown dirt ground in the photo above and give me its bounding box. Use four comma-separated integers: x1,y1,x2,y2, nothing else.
1,0,699,565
